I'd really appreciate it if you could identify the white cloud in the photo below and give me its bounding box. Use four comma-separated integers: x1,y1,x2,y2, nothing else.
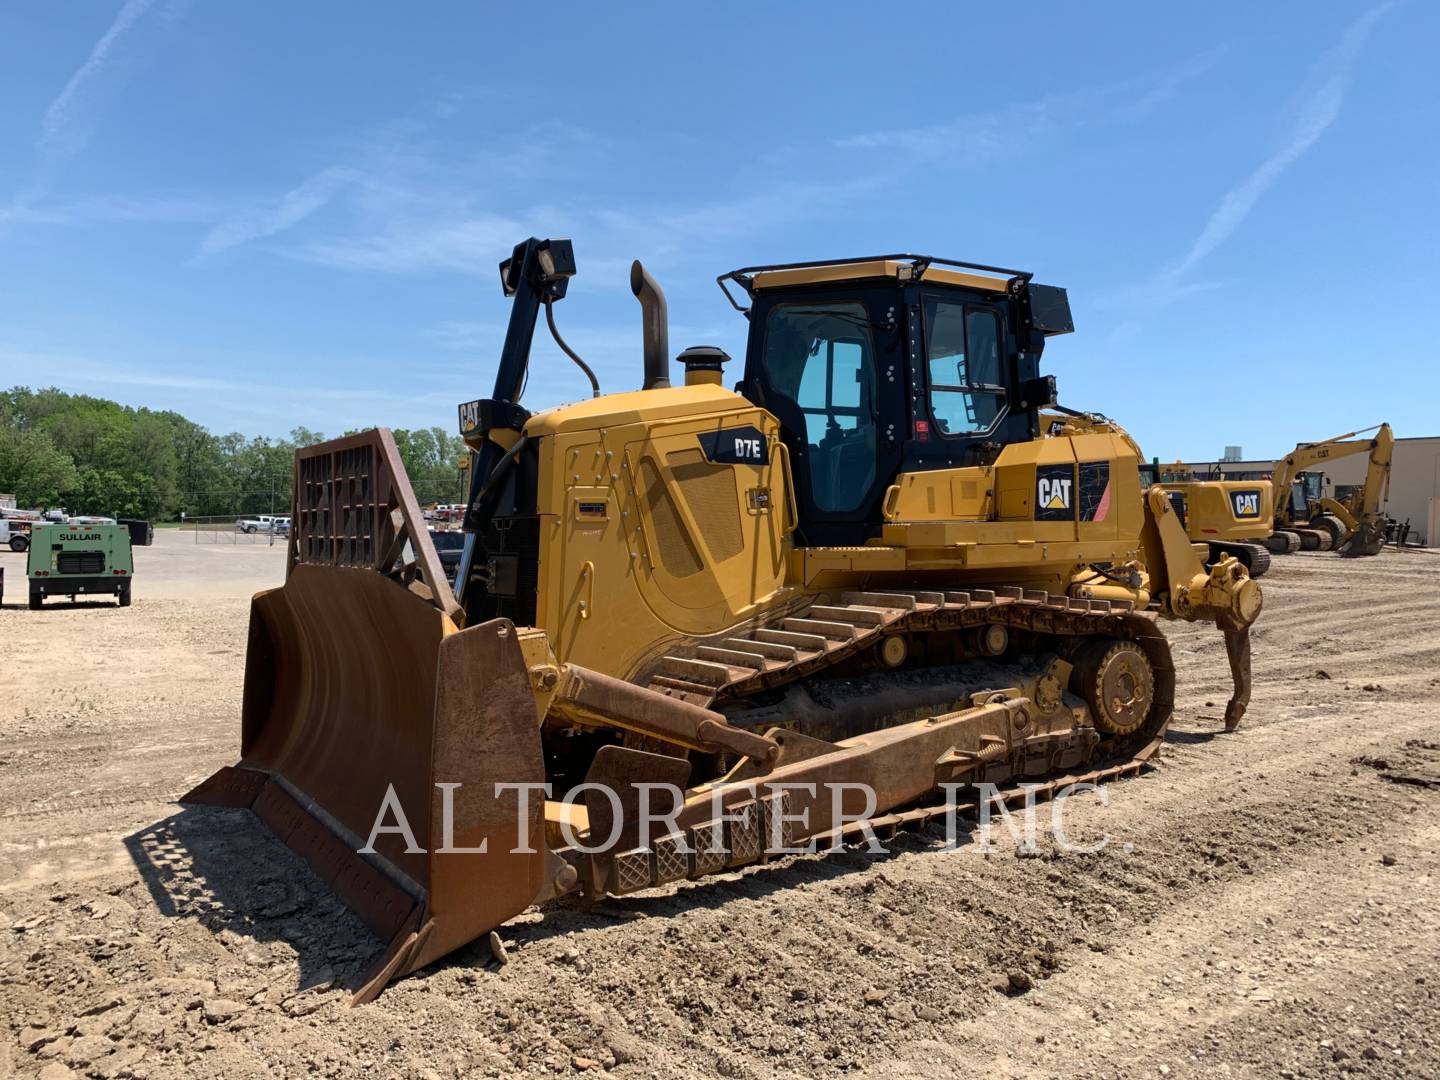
0,345,485,440
1,0,178,233
40,0,164,164
1105,4,1393,344
291,211,526,274
196,166,358,257
835,51,1222,165
5,193,224,228
1165,5,1392,281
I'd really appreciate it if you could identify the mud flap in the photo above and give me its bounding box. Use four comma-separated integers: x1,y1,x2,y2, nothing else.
183,566,546,1003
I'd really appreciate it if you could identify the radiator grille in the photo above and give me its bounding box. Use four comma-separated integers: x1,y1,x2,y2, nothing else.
640,458,702,578
57,551,104,574
668,450,742,562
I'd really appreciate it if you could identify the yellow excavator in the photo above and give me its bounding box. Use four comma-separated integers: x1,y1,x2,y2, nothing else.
1266,424,1393,557
184,240,1261,1001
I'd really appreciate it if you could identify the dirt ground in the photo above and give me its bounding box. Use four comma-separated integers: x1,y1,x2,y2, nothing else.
1,532,1437,1079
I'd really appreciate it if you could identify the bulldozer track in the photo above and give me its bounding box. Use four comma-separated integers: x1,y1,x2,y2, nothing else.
594,588,1178,898
642,586,1177,781
817,739,1163,846
1264,530,1302,555
647,586,1171,719
604,734,1167,901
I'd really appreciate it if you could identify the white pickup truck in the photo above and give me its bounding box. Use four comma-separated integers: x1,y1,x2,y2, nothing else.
1,517,33,552
236,515,290,534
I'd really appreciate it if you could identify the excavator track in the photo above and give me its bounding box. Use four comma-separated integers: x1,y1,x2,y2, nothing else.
1263,530,1303,554
1239,543,1272,578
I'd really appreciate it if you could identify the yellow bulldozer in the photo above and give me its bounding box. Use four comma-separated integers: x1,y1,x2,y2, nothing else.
1138,461,1274,578
186,240,1261,1001
1262,424,1393,557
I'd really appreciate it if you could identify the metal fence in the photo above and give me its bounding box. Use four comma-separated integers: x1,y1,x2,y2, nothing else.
183,516,287,545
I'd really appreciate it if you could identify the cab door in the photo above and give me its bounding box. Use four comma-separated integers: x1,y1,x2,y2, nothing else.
747,295,903,546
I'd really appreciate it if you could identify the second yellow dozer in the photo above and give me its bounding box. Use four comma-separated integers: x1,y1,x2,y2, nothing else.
1138,462,1274,578
186,240,1261,1001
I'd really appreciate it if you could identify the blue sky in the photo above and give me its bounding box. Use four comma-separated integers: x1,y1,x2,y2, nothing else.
1,2,1435,460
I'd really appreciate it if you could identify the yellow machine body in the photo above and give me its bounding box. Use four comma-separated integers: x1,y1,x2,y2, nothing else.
1136,463,1274,577
524,384,1179,682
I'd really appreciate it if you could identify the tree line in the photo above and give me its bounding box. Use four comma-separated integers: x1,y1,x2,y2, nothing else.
0,386,470,521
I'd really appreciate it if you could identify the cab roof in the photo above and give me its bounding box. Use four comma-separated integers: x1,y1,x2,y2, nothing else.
717,253,1031,312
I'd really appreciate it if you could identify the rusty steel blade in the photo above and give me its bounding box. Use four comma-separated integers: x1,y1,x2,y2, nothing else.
184,572,547,1001
183,429,548,1002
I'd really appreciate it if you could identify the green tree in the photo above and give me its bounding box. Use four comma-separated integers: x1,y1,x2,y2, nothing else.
0,424,79,506
2,385,472,520
393,426,467,505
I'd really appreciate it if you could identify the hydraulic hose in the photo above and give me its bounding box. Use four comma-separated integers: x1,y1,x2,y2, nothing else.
544,297,600,398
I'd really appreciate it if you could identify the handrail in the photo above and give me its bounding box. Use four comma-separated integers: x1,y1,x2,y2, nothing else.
774,440,800,537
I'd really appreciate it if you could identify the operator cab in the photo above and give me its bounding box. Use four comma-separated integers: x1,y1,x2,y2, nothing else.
719,256,1073,546
1291,471,1324,517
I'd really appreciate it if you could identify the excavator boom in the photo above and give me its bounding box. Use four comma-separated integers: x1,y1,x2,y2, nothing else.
1268,423,1393,556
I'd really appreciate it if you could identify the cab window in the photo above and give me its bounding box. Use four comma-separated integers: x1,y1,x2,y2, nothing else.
923,298,1005,435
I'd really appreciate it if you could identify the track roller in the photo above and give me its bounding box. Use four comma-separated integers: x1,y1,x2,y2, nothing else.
965,623,1009,657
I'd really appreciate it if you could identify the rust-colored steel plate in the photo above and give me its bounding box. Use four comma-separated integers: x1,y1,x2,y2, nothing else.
185,566,547,1000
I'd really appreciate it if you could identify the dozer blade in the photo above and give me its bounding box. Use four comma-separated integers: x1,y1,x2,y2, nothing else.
182,430,547,1003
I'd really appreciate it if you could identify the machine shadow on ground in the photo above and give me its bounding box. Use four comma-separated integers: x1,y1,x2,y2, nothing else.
125,779,1128,997
124,806,383,997
0,599,123,611
1165,728,1226,746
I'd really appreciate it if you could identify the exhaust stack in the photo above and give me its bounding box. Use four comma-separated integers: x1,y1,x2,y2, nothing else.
630,260,670,390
